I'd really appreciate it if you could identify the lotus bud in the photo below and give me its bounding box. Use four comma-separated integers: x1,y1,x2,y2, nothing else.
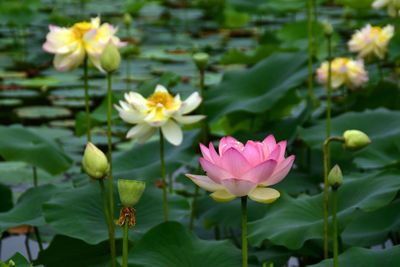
82,142,109,179
123,13,132,27
328,164,343,189
343,130,371,151
100,42,121,73
118,179,146,207
192,52,209,71
322,20,333,37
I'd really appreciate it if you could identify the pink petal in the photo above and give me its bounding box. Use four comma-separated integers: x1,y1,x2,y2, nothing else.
262,155,295,186
199,143,212,162
219,136,244,155
208,142,220,164
242,141,263,165
268,145,281,161
199,158,232,183
220,178,257,197
262,135,276,148
277,141,287,162
185,174,223,192
262,135,276,158
220,148,251,177
241,159,277,184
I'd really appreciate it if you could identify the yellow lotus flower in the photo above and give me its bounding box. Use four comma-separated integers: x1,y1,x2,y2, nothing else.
348,24,394,59
115,85,205,146
43,17,125,72
316,57,369,89
372,0,400,17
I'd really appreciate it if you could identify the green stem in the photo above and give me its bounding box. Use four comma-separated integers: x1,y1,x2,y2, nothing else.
159,130,169,221
32,166,44,251
189,68,208,230
241,196,248,267
323,136,345,258
106,72,116,266
33,226,44,252
332,188,339,267
99,179,116,267
326,35,332,139
122,220,129,267
83,57,92,142
189,185,199,230
307,0,315,105
24,234,32,262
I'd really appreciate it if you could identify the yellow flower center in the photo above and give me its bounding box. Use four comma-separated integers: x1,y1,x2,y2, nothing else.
72,21,92,39
147,91,178,111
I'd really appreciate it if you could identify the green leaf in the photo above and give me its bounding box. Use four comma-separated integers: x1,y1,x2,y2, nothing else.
36,235,115,267
14,106,71,119
43,183,190,245
204,52,307,121
0,185,59,235
309,246,400,267
342,200,400,247
2,252,39,267
128,221,241,267
248,170,400,250
113,131,198,180
0,125,72,175
0,183,12,212
299,108,400,169
0,162,56,186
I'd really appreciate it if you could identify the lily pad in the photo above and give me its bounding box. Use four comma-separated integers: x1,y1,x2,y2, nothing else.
128,221,241,267
204,52,307,121
248,170,400,250
0,125,72,175
43,183,190,245
309,246,400,267
14,106,71,119
0,184,60,235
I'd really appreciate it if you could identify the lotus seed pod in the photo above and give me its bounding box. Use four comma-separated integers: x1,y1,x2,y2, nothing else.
328,164,343,189
82,142,109,179
118,179,146,207
343,130,371,151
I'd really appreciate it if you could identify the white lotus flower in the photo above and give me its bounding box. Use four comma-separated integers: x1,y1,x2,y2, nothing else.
115,85,205,146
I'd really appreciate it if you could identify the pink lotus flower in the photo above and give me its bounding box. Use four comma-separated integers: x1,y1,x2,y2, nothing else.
186,135,295,203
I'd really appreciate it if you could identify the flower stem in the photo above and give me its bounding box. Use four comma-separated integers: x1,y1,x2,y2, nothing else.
326,35,332,139
241,196,248,267
83,57,92,142
106,72,116,266
159,130,169,221
122,220,129,267
307,0,315,105
332,188,339,267
189,68,208,230
323,136,345,258
32,166,43,251
189,185,199,231
99,179,116,267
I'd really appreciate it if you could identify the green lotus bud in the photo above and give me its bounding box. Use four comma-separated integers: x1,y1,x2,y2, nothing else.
82,142,109,179
322,20,333,37
123,13,132,27
100,42,121,73
118,179,146,207
192,52,209,71
328,164,343,189
343,130,371,151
